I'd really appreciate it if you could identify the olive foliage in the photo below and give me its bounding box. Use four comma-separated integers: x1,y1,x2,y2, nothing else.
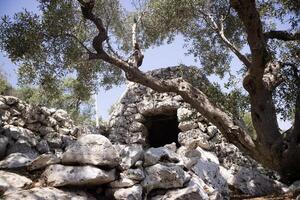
0,0,126,97
0,0,299,121
139,0,299,120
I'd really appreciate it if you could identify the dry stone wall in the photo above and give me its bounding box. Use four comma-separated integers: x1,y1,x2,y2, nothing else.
0,66,298,199
0,95,79,168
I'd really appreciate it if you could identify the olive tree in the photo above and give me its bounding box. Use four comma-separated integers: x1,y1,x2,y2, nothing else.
0,0,299,183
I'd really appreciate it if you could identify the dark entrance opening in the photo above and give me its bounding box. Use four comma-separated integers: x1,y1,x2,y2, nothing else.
145,114,180,147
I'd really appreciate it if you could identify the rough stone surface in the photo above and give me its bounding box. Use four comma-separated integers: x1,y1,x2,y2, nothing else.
28,153,61,171
144,147,181,166
178,121,198,132
62,134,119,167
112,185,143,200
142,163,190,192
116,144,144,170
0,153,33,169
0,67,292,200
288,180,300,194
0,135,8,159
177,146,202,169
42,164,116,186
156,186,208,200
109,177,138,188
220,165,285,196
2,187,95,200
122,168,145,181
178,129,210,150
0,170,32,195
6,139,38,158
192,148,228,196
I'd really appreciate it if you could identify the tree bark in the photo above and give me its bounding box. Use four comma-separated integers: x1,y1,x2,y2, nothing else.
230,0,283,168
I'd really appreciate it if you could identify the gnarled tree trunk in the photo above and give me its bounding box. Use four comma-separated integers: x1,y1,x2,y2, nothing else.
77,0,300,183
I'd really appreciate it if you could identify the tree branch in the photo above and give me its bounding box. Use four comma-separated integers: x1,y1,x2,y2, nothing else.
105,37,122,59
64,33,94,55
198,10,251,68
76,0,260,161
101,52,258,158
264,30,300,41
231,0,282,167
78,0,107,55
230,0,270,75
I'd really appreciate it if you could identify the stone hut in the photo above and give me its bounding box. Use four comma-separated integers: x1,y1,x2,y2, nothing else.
108,66,248,167
0,67,291,199
108,65,211,146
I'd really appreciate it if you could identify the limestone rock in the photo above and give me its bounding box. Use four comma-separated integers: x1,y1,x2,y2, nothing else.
207,125,218,137
52,109,69,121
109,177,138,188
188,174,219,200
144,147,181,166
220,165,285,196
3,96,19,105
177,107,194,122
288,180,300,194
0,170,32,195
28,153,60,171
122,168,145,181
6,139,38,159
178,121,198,132
36,139,50,153
43,132,62,148
116,144,143,170
177,147,202,169
128,121,147,133
156,186,208,200
4,125,38,146
2,187,95,200
0,100,9,109
0,135,9,159
164,142,177,152
42,164,116,186
0,153,33,169
142,163,190,192
112,185,143,200
62,134,119,167
191,148,228,196
178,129,210,149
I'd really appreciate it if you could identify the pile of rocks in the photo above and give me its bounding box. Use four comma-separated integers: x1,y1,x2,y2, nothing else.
0,131,288,199
0,66,298,199
0,95,81,169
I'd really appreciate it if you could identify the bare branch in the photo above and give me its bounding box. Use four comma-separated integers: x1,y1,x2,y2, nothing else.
264,30,300,41
78,0,107,55
105,38,122,59
64,33,94,55
198,10,251,68
220,4,232,24
230,0,270,72
101,52,258,157
75,0,269,165
127,16,144,68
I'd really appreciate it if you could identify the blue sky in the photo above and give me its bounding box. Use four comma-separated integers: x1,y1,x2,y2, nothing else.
0,0,292,130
